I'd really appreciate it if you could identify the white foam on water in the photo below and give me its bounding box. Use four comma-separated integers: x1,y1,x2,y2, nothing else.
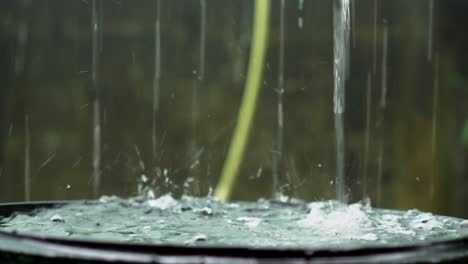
460,220,468,228
237,217,262,229
147,194,178,210
297,202,452,241
2,197,466,249
299,203,366,238
360,233,378,241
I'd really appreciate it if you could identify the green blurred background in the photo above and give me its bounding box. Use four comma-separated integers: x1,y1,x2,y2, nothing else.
1,0,468,218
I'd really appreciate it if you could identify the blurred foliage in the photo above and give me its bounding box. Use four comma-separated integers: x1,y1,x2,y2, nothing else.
463,121,468,146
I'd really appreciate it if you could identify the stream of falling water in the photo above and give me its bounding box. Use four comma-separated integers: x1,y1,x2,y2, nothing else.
376,22,388,205
351,0,356,48
273,0,285,196
91,0,101,198
372,0,378,74
427,0,434,62
430,53,439,198
152,0,161,160
198,0,206,83
362,73,372,198
298,0,304,29
24,115,30,201
189,0,206,180
16,0,31,201
15,0,29,77
333,0,350,204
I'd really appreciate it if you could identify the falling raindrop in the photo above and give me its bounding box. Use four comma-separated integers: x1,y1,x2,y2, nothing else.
333,0,351,204
37,153,56,172
8,124,13,137
15,0,31,77
198,0,206,82
298,0,304,29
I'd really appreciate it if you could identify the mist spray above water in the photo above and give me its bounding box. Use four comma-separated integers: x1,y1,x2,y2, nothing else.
333,0,350,204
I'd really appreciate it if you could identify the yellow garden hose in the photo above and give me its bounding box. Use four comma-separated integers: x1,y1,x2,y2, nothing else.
215,0,271,202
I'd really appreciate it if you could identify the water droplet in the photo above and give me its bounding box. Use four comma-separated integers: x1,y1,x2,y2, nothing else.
361,233,378,240
140,174,148,183
185,234,207,244
460,220,468,228
50,215,64,223
237,217,262,229
298,17,303,29
199,207,213,216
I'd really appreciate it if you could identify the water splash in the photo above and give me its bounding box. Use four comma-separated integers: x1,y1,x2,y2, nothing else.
333,0,350,203
3,197,467,250
91,0,102,198
273,0,286,197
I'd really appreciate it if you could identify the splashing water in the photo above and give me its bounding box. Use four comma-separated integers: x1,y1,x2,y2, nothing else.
1,196,467,249
333,0,350,204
